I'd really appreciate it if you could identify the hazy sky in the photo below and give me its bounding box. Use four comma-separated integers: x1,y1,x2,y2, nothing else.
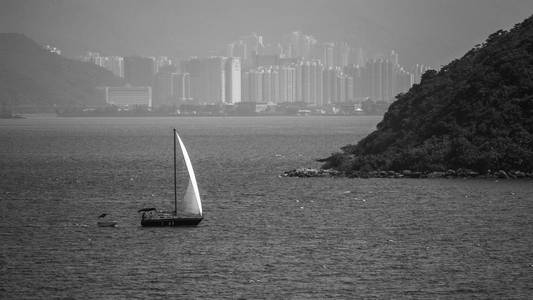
1,0,533,67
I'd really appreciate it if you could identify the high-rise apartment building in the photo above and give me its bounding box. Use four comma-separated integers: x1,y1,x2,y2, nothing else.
124,56,155,86
225,57,241,104
301,61,311,104
181,56,227,103
154,56,173,74
271,68,280,103
309,60,323,106
347,57,417,103
262,68,272,102
279,65,296,103
240,33,263,68
248,69,263,102
233,41,247,61
153,67,175,106
337,73,347,103
181,57,202,102
321,43,335,68
345,75,354,102
323,67,339,104
260,43,283,56
204,57,226,103
82,52,124,78
335,42,351,67
295,63,303,102
283,31,316,60
104,56,124,78
299,60,323,105
412,63,431,84
172,73,192,101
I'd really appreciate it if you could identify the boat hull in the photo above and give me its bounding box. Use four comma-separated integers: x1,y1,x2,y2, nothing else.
141,216,203,227
97,221,117,227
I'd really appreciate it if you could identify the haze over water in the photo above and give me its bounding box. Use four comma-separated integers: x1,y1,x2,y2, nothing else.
1,116,531,298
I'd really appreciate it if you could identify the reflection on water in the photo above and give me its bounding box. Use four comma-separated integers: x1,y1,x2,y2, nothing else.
1,116,531,298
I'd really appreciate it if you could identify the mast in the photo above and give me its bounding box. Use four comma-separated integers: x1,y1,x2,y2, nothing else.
173,128,177,215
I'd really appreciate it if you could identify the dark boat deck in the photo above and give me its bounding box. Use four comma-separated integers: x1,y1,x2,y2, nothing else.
141,211,203,227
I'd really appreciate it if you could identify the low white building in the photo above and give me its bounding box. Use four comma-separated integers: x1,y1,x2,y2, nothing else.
105,85,152,108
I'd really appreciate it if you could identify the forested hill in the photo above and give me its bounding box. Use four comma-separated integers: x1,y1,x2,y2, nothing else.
0,33,122,112
320,15,533,175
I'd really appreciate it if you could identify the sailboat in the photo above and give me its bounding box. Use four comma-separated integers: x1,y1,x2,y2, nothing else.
139,129,203,227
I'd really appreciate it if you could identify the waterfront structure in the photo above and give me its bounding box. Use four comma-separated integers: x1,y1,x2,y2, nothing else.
105,86,152,107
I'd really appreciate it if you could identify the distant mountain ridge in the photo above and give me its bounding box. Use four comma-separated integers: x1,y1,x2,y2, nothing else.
320,15,533,175
0,33,122,112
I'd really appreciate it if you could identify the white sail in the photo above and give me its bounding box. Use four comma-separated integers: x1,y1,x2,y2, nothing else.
176,131,202,216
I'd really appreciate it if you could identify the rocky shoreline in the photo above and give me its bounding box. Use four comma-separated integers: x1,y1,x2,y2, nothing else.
281,168,533,179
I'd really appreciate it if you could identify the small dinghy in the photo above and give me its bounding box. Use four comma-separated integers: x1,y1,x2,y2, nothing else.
97,213,117,227
97,221,117,227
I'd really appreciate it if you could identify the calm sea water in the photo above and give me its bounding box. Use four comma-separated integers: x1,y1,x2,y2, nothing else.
0,116,532,299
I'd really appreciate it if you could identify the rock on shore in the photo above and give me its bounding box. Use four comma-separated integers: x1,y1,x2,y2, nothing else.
281,168,340,178
282,168,533,179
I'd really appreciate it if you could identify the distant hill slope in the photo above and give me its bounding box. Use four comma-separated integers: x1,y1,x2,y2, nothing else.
321,15,533,174
0,33,122,111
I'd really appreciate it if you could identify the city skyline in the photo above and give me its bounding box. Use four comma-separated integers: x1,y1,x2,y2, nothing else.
2,0,533,68
9,0,532,110
75,33,429,107
59,23,435,110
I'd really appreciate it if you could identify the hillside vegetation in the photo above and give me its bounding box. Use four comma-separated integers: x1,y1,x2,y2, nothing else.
0,33,122,113
321,15,533,175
